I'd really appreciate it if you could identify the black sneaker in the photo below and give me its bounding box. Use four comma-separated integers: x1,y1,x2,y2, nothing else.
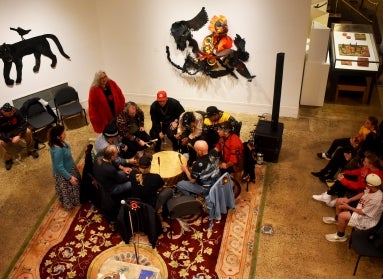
28,150,39,159
311,171,324,177
5,159,13,170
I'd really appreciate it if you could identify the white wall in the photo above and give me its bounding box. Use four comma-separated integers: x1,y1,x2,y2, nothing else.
0,0,311,118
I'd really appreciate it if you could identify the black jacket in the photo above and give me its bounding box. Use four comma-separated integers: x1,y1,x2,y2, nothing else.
117,200,162,248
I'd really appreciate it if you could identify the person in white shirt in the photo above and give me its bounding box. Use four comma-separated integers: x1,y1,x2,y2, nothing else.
323,173,383,242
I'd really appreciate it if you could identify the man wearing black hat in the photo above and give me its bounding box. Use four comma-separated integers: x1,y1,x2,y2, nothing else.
0,102,39,170
94,120,136,174
202,106,239,150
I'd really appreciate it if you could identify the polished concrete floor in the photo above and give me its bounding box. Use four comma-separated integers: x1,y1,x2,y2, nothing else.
1,85,383,278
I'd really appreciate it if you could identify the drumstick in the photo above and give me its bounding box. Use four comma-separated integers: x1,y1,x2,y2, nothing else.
144,138,158,147
158,157,160,174
178,153,183,164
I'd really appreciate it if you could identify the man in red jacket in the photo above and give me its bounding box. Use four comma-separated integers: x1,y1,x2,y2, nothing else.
88,71,126,133
214,122,243,177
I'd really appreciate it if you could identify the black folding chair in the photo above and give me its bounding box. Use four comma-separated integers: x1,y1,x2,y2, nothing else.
54,86,88,126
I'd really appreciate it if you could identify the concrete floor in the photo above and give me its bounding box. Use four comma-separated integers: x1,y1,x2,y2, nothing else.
1,85,383,278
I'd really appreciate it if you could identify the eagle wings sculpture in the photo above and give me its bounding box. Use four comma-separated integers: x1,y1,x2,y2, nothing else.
166,7,255,82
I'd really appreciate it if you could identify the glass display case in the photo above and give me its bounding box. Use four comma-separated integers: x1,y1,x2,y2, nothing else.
330,23,380,72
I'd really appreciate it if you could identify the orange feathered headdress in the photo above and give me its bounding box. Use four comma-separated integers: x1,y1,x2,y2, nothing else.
208,15,229,34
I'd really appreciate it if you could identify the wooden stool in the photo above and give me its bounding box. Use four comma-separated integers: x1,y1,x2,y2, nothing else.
335,75,368,104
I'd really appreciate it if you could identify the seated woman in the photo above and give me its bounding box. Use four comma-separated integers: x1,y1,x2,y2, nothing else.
317,116,378,160
129,154,174,220
311,118,379,182
311,142,359,182
312,152,383,207
174,111,204,165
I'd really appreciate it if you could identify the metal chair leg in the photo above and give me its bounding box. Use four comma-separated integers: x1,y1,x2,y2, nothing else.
353,255,361,276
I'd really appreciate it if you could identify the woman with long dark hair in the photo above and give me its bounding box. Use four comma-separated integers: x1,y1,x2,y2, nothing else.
48,125,81,210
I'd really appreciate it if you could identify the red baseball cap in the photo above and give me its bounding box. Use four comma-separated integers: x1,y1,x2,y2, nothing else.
157,90,168,101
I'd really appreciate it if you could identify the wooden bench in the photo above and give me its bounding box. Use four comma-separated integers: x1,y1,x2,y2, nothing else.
335,75,368,104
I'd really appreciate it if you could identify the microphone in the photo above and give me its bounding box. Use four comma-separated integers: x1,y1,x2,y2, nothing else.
121,200,126,205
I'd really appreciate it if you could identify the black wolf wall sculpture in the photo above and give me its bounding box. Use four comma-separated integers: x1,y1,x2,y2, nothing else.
0,34,70,85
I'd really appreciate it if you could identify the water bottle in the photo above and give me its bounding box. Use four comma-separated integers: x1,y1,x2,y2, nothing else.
256,152,264,165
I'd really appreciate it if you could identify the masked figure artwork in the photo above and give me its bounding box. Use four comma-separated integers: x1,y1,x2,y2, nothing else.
166,7,255,82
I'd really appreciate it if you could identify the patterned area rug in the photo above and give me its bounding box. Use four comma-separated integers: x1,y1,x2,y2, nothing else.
6,165,267,279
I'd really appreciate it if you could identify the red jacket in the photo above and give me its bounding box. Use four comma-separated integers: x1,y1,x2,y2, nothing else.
88,80,126,133
215,133,243,166
341,167,383,192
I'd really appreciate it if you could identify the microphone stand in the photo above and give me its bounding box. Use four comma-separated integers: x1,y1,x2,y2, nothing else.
121,200,139,264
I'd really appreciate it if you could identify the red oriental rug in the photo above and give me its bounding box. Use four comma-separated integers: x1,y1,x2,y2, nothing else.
6,165,266,279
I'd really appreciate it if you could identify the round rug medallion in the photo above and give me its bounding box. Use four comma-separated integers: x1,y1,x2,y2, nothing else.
87,243,168,279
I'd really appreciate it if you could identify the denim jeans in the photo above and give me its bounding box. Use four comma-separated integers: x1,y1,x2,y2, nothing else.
177,180,210,197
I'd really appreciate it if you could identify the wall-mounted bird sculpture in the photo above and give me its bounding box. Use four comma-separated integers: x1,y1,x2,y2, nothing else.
10,27,31,40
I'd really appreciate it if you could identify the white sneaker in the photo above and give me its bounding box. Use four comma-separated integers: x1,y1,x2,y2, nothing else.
326,199,336,207
312,192,332,204
317,152,331,160
322,217,337,224
325,232,347,242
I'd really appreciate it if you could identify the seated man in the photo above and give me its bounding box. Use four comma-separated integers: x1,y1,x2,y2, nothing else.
0,102,39,170
149,90,185,152
214,122,244,179
116,101,152,158
129,154,174,219
177,140,221,197
174,111,204,164
94,120,137,173
202,106,239,150
93,145,132,200
323,173,383,242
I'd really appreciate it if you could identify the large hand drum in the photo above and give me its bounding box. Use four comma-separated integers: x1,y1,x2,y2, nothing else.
151,151,187,187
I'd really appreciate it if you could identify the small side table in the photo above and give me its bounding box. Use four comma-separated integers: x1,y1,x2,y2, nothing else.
335,75,368,104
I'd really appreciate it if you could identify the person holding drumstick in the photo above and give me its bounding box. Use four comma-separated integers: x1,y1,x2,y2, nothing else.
177,140,221,197
130,154,174,220
149,90,185,152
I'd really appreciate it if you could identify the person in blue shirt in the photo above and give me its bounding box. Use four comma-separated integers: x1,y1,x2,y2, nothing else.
48,125,81,210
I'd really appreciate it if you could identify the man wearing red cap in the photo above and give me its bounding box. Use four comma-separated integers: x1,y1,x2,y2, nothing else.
149,90,185,152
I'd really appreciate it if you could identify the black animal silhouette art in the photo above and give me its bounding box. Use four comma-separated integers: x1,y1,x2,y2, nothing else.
10,27,31,40
0,34,70,85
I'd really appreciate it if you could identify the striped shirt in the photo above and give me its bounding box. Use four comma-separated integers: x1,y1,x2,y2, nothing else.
348,188,383,230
